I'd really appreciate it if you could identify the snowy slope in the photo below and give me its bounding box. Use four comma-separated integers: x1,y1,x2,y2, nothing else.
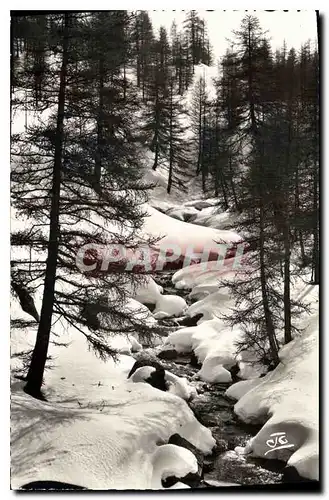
11,381,214,490
11,321,215,490
142,205,242,249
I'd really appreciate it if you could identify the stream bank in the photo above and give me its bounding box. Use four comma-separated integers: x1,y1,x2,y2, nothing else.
134,271,291,487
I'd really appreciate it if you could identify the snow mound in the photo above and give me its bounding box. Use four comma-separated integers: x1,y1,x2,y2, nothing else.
197,356,232,383
184,198,219,211
133,276,163,305
11,318,215,489
151,444,198,489
173,259,243,291
226,378,264,401
116,297,158,329
165,372,198,401
166,318,242,384
153,295,187,318
141,205,242,271
191,208,238,230
186,289,234,322
165,327,195,353
230,306,319,480
11,381,215,490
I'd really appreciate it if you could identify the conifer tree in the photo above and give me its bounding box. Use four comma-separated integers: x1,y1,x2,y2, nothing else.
11,12,157,399
132,11,154,100
141,26,171,170
190,75,209,187
163,76,190,194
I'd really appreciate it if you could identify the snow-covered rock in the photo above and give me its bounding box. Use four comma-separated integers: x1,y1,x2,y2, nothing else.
150,200,179,214
165,208,185,221
166,207,199,222
226,378,264,401
166,318,242,385
133,276,163,305
165,327,195,353
184,198,219,211
204,479,240,487
127,363,197,402
153,294,187,318
130,365,157,383
197,357,232,384
151,444,198,489
191,208,238,231
173,258,245,291
165,372,198,401
186,290,234,323
189,283,220,301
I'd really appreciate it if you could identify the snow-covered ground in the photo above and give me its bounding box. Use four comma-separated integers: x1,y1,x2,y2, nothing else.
227,287,319,481
11,187,319,486
11,205,320,487
11,321,215,490
11,41,319,489
142,204,242,260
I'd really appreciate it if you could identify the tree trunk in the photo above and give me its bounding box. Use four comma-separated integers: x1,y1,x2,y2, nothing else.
283,219,292,343
167,87,174,194
123,62,127,101
136,34,141,87
214,171,219,197
196,94,202,175
152,137,159,171
283,118,292,344
152,91,160,170
178,65,183,95
201,100,207,193
220,171,229,210
316,11,320,51
312,163,319,284
228,154,239,211
24,13,69,399
259,201,280,365
247,23,257,135
94,56,104,191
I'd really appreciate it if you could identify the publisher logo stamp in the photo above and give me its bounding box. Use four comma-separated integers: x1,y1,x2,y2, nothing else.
264,432,294,456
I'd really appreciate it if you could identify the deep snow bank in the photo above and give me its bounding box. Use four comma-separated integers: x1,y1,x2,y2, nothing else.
11,288,215,490
227,301,319,480
11,314,215,490
11,381,215,490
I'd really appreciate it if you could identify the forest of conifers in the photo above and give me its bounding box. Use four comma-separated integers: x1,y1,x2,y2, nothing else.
10,11,319,398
